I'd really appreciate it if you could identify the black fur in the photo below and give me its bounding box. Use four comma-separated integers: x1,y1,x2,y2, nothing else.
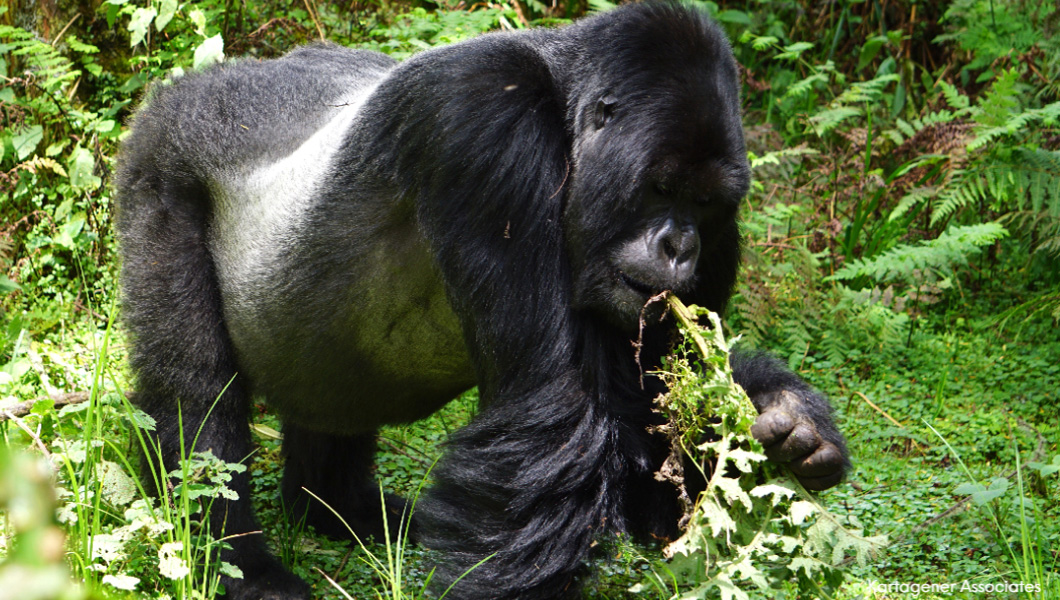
116,4,848,599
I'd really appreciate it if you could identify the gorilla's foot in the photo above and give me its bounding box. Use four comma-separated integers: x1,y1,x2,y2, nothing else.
221,540,310,600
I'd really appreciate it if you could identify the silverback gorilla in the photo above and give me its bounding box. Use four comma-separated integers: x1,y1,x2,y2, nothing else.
116,3,848,598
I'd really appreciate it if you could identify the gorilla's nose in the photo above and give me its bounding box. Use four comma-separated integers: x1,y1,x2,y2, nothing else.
651,219,700,282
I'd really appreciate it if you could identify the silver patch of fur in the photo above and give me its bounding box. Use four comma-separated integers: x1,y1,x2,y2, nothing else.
208,80,382,310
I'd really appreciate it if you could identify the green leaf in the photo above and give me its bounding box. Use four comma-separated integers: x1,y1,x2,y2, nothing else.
749,483,796,506
193,34,224,70
68,146,101,191
0,275,19,293
1027,456,1060,477
775,41,814,61
828,223,1009,283
156,0,178,31
790,501,817,525
857,35,887,71
189,9,207,36
955,478,1010,505
586,0,616,11
219,562,244,580
128,6,157,47
716,10,751,25
12,124,43,160
54,214,86,250
120,71,147,93
749,35,778,51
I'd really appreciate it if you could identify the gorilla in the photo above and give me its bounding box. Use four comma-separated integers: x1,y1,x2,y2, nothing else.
116,3,848,599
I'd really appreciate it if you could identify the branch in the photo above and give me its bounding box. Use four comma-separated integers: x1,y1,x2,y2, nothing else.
0,391,130,421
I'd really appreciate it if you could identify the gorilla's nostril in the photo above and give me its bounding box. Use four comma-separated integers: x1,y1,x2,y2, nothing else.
662,238,678,261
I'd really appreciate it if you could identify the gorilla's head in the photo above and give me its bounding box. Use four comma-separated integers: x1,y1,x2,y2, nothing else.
561,3,751,330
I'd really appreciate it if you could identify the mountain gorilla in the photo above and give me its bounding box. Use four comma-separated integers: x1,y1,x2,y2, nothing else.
117,2,848,598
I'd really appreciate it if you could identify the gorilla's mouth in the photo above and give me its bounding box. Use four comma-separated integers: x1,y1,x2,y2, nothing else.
617,270,658,297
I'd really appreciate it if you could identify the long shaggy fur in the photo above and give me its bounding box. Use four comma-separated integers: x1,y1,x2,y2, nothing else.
116,3,847,599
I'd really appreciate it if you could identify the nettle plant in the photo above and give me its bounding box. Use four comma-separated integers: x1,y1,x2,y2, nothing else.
636,297,887,600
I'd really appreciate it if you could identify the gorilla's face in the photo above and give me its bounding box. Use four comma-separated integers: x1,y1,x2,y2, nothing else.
563,84,750,331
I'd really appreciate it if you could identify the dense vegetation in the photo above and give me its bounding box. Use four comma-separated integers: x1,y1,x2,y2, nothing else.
1,0,1057,598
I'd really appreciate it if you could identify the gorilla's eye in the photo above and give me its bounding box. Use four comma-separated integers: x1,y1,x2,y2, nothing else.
594,95,617,129
654,182,673,196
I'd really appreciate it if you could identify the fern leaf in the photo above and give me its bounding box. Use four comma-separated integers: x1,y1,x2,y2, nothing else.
931,170,983,226
784,71,830,100
938,79,970,110
835,74,900,105
889,186,937,222
829,223,1008,284
809,107,861,136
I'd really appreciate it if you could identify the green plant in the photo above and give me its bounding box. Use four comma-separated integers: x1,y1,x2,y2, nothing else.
0,446,100,599
304,467,491,600
1,19,116,315
639,297,886,600
931,421,1059,597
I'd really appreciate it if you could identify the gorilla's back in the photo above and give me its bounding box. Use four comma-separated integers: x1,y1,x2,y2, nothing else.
120,45,475,432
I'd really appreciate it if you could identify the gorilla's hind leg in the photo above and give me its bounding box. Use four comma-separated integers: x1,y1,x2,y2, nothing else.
119,180,309,600
281,426,410,542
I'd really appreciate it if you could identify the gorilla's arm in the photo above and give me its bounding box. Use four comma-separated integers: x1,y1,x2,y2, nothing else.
419,376,623,599
369,36,616,599
731,349,850,490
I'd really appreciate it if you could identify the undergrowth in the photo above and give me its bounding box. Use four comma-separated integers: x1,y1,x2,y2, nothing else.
2,0,1058,598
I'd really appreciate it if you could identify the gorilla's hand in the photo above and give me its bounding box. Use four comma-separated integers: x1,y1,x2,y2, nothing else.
749,390,847,491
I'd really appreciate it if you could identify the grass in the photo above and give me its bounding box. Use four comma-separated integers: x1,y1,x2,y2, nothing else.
0,286,1056,599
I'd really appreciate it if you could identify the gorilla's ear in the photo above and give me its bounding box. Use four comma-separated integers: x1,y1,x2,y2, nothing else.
593,94,617,129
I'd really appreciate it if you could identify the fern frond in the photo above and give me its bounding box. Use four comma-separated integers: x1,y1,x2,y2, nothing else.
784,70,830,100
968,102,1060,151
834,74,900,105
829,223,1008,284
935,150,1060,224
895,118,917,138
938,80,970,110
750,147,819,170
781,319,814,370
0,24,79,92
930,170,983,226
1011,149,1060,215
889,186,937,222
808,107,861,136
775,41,816,62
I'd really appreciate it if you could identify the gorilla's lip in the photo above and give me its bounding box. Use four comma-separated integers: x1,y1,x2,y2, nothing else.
617,270,657,296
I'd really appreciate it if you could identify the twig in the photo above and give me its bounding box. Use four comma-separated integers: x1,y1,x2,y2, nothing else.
50,13,81,46
378,436,433,468
854,391,926,452
302,0,326,41
633,290,671,388
2,410,51,456
0,391,130,421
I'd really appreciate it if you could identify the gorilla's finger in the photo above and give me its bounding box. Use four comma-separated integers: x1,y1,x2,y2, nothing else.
770,422,820,463
750,409,794,448
789,443,845,478
796,470,844,491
